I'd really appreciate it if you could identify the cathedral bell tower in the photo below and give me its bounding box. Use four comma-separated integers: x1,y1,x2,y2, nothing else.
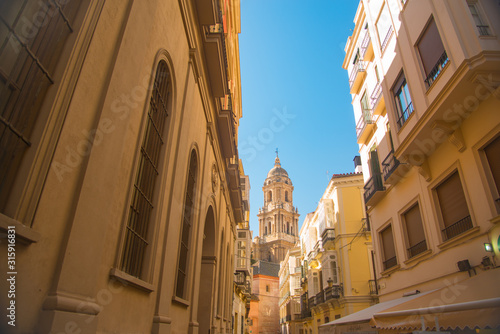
254,152,300,263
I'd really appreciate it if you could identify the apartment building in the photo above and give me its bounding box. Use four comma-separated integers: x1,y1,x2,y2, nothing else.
0,0,245,333
336,0,500,331
233,163,252,334
297,171,377,334
279,246,302,334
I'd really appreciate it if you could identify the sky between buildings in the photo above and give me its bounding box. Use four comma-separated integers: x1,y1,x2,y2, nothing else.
238,0,361,235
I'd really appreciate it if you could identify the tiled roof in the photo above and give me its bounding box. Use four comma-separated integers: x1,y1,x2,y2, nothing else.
331,172,362,179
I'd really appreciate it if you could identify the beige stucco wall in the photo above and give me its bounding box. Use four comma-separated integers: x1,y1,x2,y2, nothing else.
0,0,243,333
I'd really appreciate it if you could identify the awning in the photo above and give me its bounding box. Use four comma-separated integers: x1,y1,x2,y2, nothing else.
371,268,500,331
319,292,434,334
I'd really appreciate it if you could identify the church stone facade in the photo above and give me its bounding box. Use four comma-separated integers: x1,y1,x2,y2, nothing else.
253,155,300,264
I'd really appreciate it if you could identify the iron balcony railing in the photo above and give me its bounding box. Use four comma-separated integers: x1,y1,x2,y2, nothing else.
315,291,325,305
383,256,397,271
382,149,400,182
476,25,490,36
308,296,315,308
371,82,382,108
369,279,378,295
286,314,292,322
321,228,335,245
407,240,428,258
442,215,473,240
381,26,393,52
349,60,366,88
360,31,371,58
424,51,449,88
364,173,385,204
324,285,342,301
356,109,374,139
396,101,414,129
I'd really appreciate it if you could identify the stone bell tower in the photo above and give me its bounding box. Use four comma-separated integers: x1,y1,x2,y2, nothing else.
253,152,300,263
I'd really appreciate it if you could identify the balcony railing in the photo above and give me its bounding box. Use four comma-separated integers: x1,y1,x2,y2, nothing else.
382,149,400,182
476,25,490,36
424,51,449,88
321,228,335,245
442,215,473,240
369,280,378,295
407,240,427,258
383,256,397,271
360,31,371,59
371,82,382,108
396,101,414,129
286,314,292,322
308,296,315,308
324,285,342,301
381,26,393,52
356,109,374,139
315,291,325,305
349,61,366,88
364,173,385,204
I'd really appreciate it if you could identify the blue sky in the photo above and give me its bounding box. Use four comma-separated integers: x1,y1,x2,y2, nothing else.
238,0,361,235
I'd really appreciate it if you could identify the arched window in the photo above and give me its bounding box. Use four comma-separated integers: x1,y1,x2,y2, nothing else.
287,222,290,234
176,149,198,298
268,191,272,202
120,60,171,279
285,191,289,202
265,226,268,235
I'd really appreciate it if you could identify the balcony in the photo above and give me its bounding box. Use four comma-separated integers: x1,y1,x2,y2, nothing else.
380,26,393,53
308,296,315,308
382,149,409,185
286,314,292,322
424,51,449,88
442,215,473,241
356,109,376,144
407,240,428,259
476,25,491,36
321,228,335,247
383,256,397,271
369,280,378,295
364,173,385,207
324,285,342,301
349,60,367,94
316,291,325,305
360,31,373,61
371,82,385,116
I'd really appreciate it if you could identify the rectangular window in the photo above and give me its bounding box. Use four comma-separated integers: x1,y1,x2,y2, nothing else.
468,2,490,36
417,18,449,87
402,203,427,258
380,224,397,270
393,73,414,129
435,171,472,241
483,136,500,210
0,1,81,214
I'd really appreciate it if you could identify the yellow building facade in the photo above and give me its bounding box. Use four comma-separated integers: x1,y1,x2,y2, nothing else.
0,0,245,333
340,0,500,331
296,171,377,334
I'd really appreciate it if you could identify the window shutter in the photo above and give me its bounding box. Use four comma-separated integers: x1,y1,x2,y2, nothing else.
417,19,445,76
484,136,500,197
381,225,395,260
404,204,425,246
436,172,469,228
